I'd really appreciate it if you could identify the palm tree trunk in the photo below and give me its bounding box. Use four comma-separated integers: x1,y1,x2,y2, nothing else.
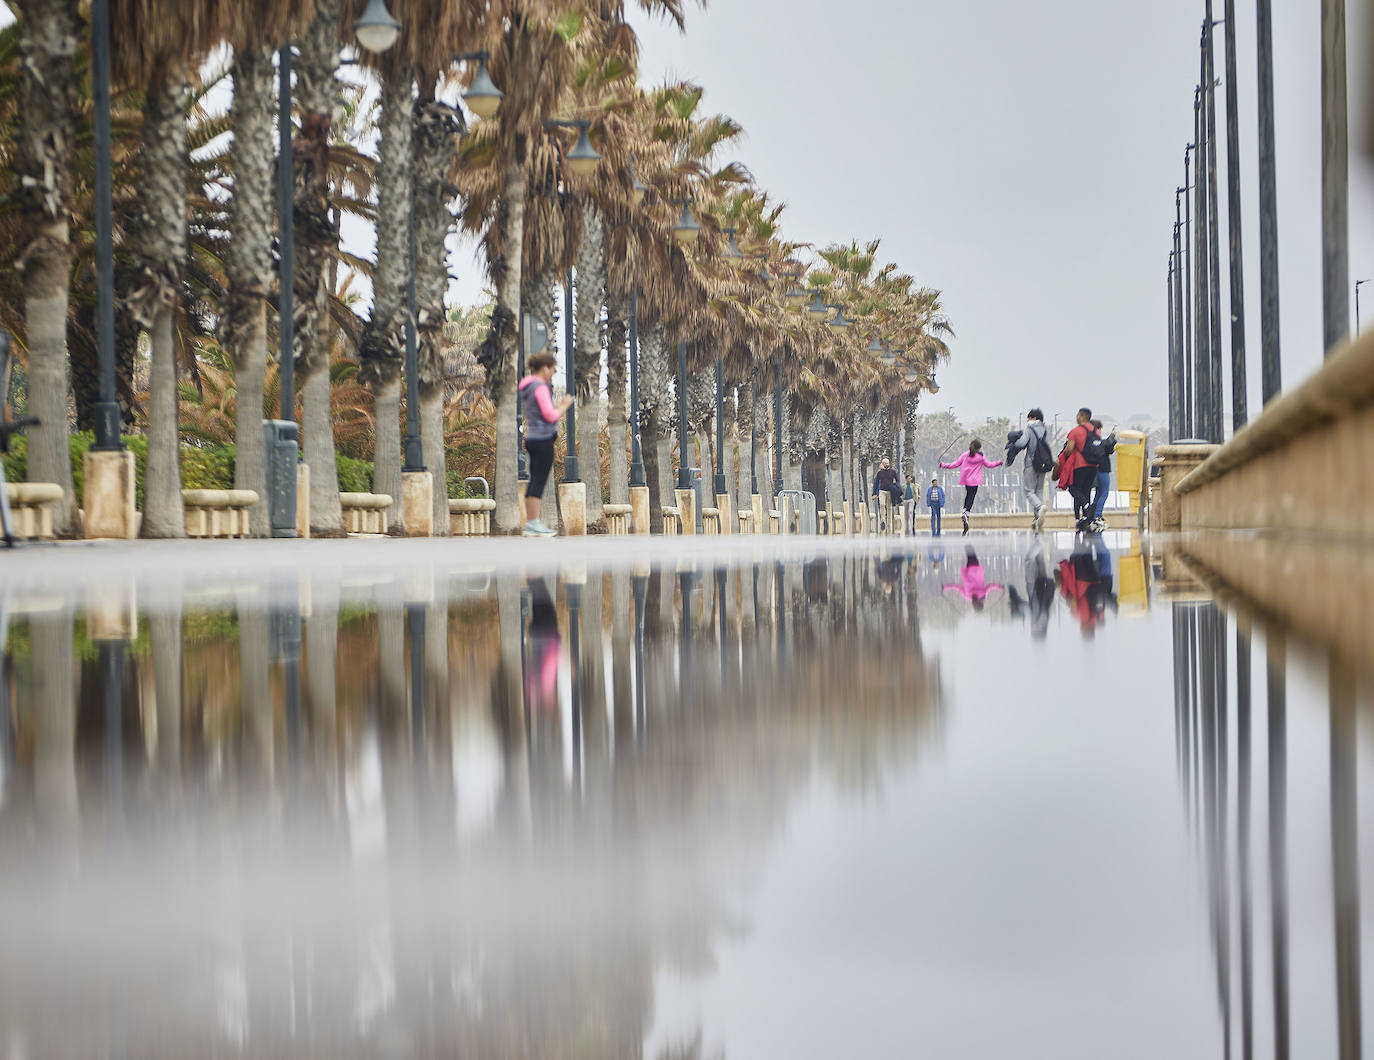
14,0,80,533
360,66,412,530
736,376,754,513
413,98,463,537
293,0,344,536
135,72,189,539
226,44,274,538
574,202,606,526
605,298,628,505
487,158,526,533
782,395,802,493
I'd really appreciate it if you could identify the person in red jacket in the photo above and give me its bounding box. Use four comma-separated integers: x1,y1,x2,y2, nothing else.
1055,407,1099,531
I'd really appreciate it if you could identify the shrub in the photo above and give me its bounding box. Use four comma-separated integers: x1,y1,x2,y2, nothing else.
335,453,373,494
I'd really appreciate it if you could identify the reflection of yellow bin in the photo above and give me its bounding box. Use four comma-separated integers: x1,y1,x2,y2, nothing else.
1114,430,1147,514
1118,530,1149,611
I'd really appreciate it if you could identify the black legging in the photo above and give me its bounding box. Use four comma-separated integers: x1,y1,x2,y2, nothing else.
962,485,978,512
526,438,555,500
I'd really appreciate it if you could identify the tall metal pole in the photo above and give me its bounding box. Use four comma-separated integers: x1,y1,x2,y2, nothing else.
278,47,296,422
91,0,122,451
1193,86,1211,441
713,355,726,496
1168,262,1179,440
1256,0,1282,402
1183,158,1195,438
628,291,645,488
1204,9,1225,439
676,340,690,489
563,273,580,482
1321,0,1349,356
1222,0,1248,431
1174,205,1187,438
402,200,423,471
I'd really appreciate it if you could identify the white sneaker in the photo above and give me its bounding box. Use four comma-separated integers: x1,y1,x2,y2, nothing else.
1031,509,1044,533
523,519,556,538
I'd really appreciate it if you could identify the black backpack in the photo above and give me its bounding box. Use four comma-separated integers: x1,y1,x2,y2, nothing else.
1082,429,1112,470
1029,427,1055,474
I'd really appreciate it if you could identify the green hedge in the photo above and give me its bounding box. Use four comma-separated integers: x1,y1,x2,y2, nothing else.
2,433,380,504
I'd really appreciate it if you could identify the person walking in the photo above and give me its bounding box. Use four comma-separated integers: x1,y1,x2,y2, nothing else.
1088,418,1117,532
1005,408,1052,533
903,475,917,533
941,439,1002,536
1054,407,1099,532
872,459,901,532
518,351,572,538
925,477,946,535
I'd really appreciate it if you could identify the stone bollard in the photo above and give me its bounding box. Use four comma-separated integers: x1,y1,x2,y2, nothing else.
558,481,588,536
1155,443,1220,531
629,485,651,535
715,493,733,536
777,495,792,536
296,462,311,539
674,487,697,536
751,493,764,534
402,470,435,537
83,448,138,539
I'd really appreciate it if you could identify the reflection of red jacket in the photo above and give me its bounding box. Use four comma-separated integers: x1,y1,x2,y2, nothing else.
1058,559,1098,629
1057,424,1092,489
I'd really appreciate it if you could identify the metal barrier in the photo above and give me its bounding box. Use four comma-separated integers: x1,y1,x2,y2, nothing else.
777,490,817,535
463,476,491,499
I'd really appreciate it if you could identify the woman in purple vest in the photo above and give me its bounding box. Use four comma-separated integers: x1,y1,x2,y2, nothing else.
517,351,572,537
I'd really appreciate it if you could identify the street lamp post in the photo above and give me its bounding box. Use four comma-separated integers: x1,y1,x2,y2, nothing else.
628,290,645,488
402,202,423,473
670,198,700,492
91,0,120,453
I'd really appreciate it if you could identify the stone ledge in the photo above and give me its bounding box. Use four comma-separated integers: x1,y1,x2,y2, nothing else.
1176,329,1374,496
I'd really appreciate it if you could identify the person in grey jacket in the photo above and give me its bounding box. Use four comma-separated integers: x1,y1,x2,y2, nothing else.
1006,407,1049,533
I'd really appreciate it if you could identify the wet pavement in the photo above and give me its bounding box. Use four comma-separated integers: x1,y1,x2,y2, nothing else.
0,531,1370,1058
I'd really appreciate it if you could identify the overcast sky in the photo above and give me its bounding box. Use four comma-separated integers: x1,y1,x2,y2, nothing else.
615,0,1374,428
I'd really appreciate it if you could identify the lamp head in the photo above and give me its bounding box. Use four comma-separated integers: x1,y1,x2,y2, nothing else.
865,335,884,356
723,227,744,268
804,292,830,320
463,57,502,119
354,0,401,52
784,284,808,308
630,168,648,206
672,202,702,244
828,307,850,329
565,124,600,178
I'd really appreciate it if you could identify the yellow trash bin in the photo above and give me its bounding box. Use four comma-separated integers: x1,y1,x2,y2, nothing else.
1113,430,1147,514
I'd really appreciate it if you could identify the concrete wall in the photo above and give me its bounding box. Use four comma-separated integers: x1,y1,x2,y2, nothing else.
1176,329,1374,539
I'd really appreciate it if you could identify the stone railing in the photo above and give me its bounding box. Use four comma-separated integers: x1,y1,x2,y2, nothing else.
448,498,496,536
701,507,721,534
737,509,756,534
3,482,63,539
660,506,682,536
603,503,632,535
340,492,392,535
1172,329,1374,538
182,489,259,539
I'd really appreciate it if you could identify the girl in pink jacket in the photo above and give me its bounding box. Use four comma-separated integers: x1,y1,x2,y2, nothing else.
940,439,1002,536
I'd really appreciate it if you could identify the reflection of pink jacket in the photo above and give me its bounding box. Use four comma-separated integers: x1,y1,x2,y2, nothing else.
943,566,1004,604
940,451,1003,487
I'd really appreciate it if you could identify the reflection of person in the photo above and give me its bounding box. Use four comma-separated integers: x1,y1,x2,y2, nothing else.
524,577,561,711
518,351,573,538
925,479,946,536
927,545,946,566
1056,535,1115,635
1007,537,1055,640
943,547,1004,611
941,440,1002,536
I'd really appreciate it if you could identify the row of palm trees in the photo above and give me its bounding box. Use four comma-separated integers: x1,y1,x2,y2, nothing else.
3,0,953,538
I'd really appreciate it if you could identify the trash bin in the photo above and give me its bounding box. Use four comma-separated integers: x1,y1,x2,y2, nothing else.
263,419,299,538
1113,430,1147,514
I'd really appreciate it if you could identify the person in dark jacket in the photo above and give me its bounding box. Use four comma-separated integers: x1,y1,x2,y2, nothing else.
872,459,900,502
925,478,946,535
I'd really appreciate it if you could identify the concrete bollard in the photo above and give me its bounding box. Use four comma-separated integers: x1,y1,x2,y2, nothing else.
674,488,697,536
296,462,311,539
558,481,587,536
629,485,651,535
751,494,764,534
402,470,434,536
83,448,137,540
1155,443,1220,531
715,493,733,535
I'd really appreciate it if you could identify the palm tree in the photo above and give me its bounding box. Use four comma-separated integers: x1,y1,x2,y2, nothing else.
224,42,277,537
12,0,81,534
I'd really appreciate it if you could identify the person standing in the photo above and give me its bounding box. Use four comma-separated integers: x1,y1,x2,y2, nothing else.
518,351,573,538
903,475,917,533
925,477,946,536
941,439,1003,536
1054,408,1099,532
872,459,900,532
1006,408,1051,533
1088,418,1116,532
